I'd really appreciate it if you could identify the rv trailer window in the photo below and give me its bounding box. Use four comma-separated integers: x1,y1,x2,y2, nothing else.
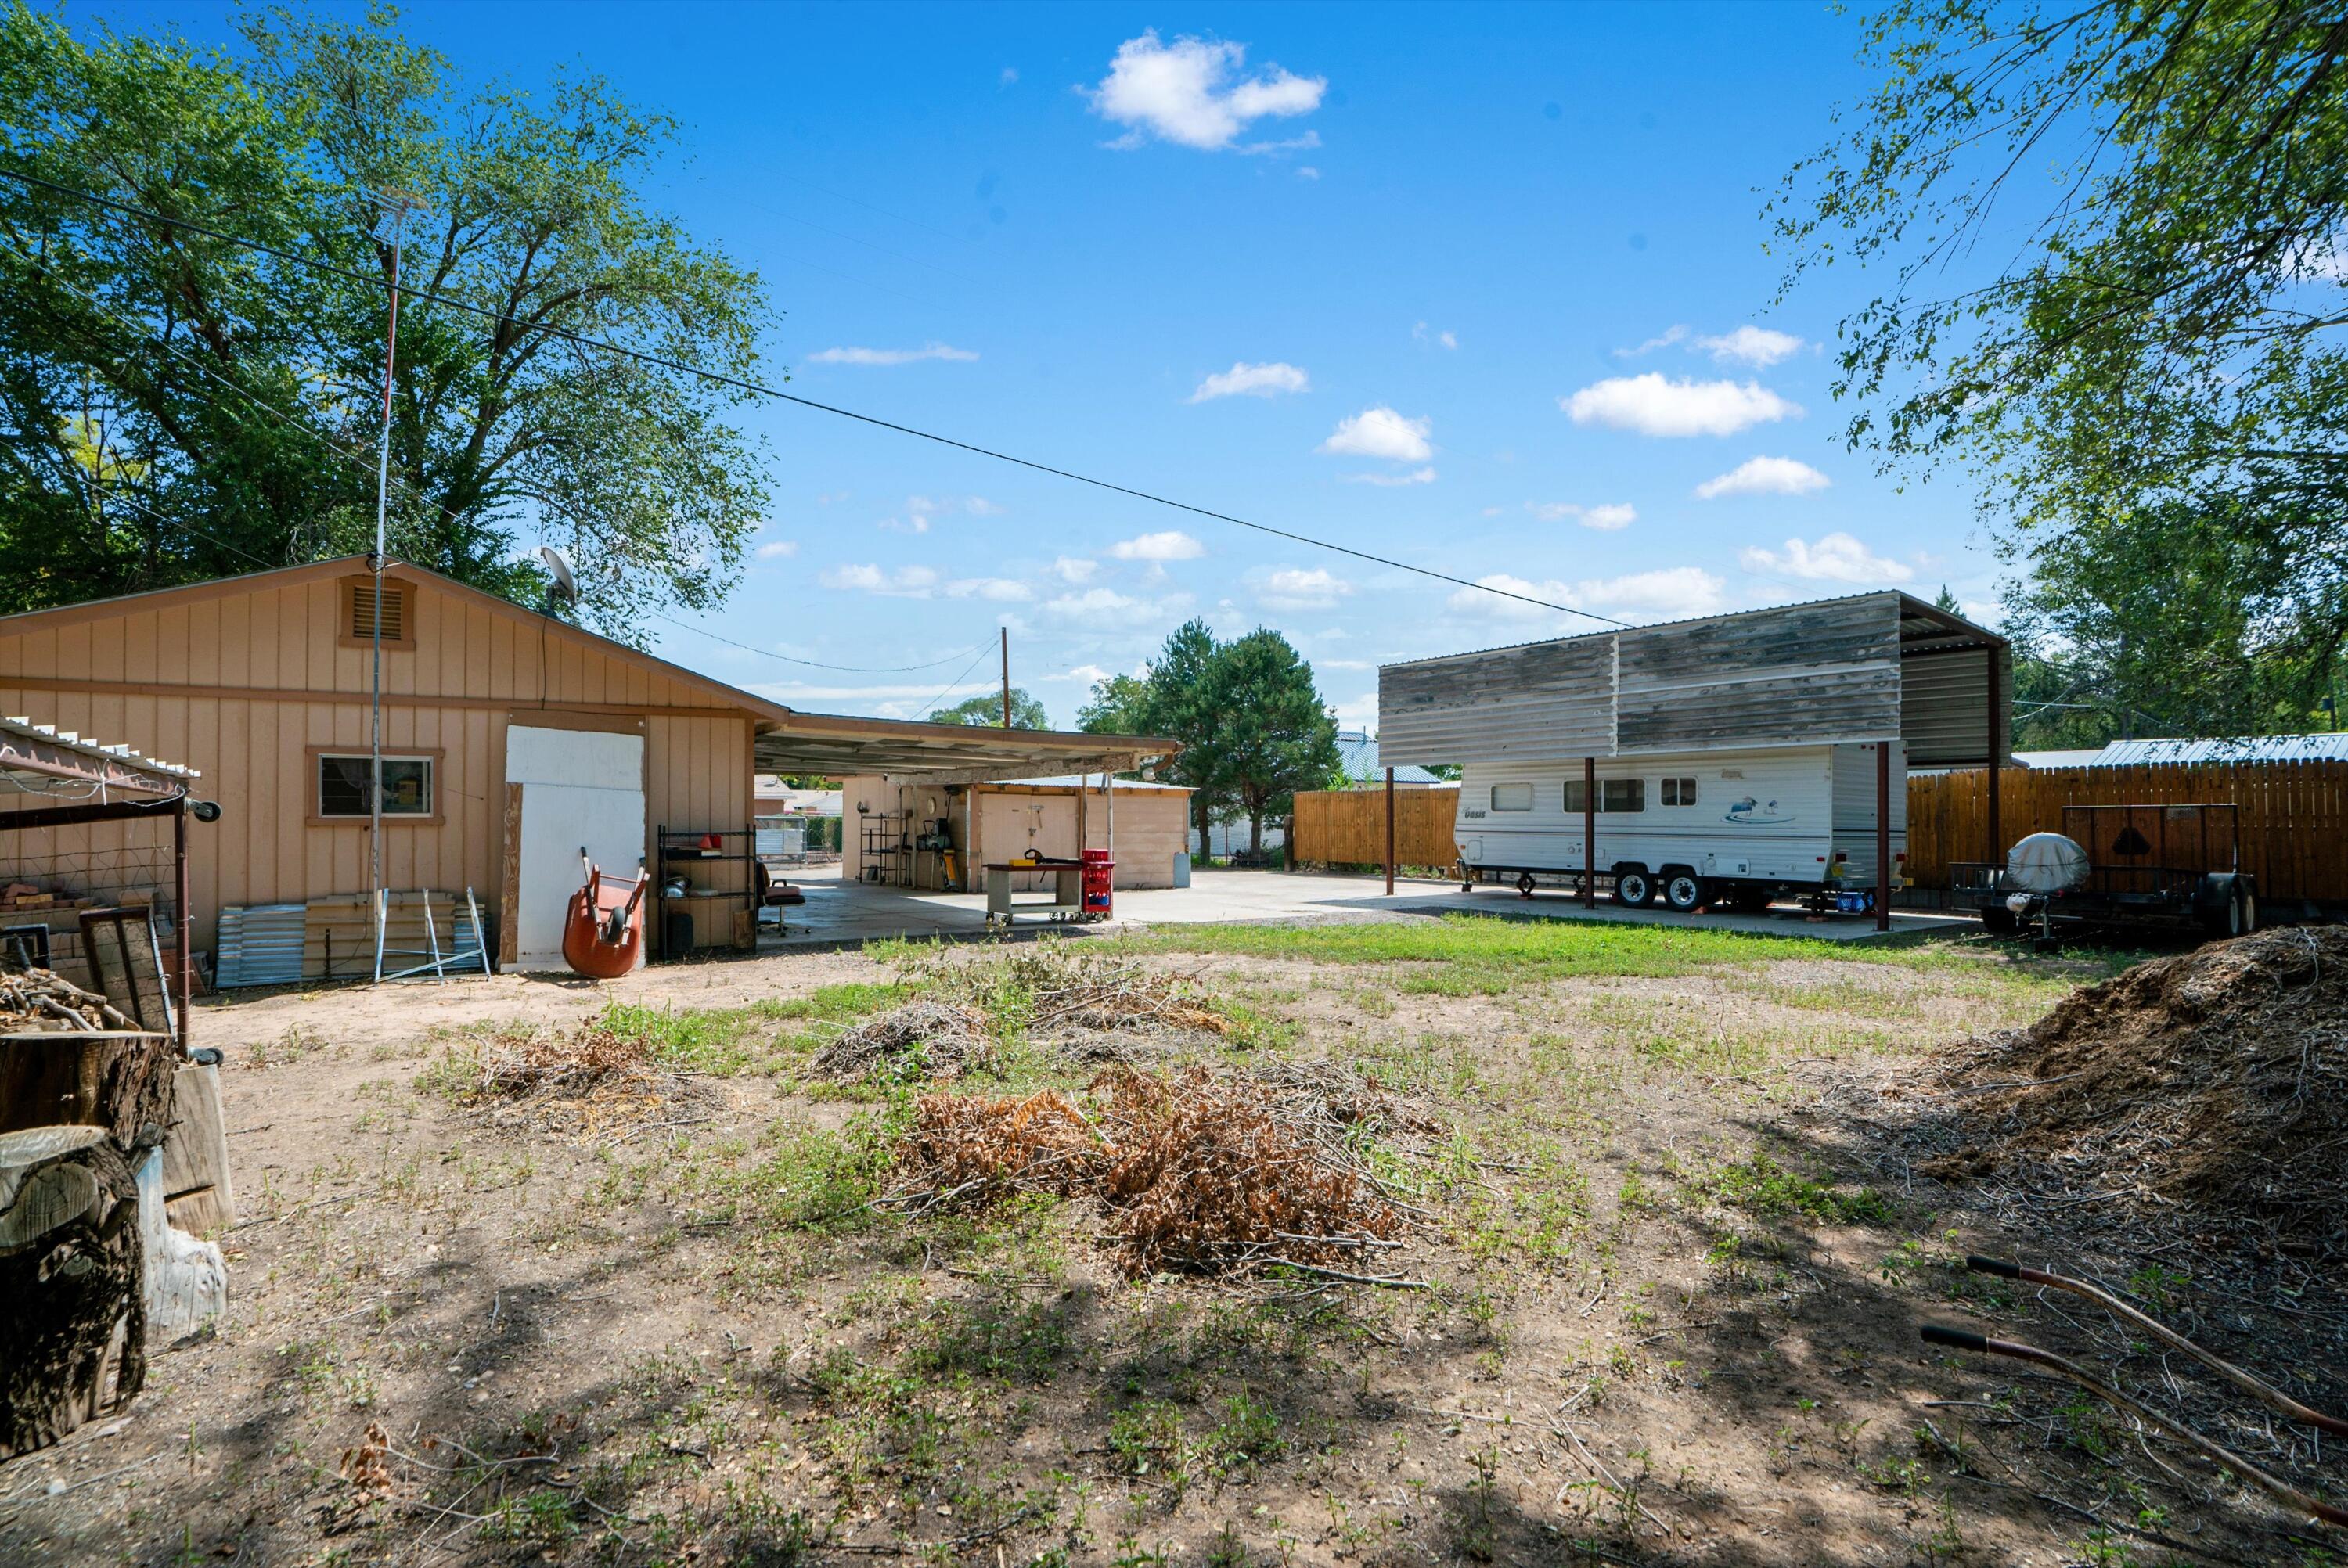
1561,779,1588,814
1661,777,1698,806
1600,778,1645,813
1489,782,1533,812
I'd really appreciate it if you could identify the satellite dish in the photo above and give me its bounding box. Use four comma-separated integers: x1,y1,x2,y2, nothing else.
2005,832,2091,894
538,546,576,606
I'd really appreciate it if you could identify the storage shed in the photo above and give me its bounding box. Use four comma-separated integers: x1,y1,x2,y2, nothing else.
0,558,1172,971
1378,592,2011,928
839,774,1193,892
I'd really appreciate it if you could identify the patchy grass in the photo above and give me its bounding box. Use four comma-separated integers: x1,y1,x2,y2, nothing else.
1126,912,2107,996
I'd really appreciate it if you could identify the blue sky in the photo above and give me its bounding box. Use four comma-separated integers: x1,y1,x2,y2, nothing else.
81,2,2003,728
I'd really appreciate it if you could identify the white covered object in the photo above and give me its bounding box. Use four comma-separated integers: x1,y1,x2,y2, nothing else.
2005,832,2091,894
136,1148,226,1343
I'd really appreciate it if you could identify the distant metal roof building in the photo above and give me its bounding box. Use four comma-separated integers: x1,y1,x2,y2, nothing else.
1335,731,1440,786
2088,734,2348,765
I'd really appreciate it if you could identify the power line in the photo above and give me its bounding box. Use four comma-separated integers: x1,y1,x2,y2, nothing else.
647,612,995,674
0,165,1627,629
911,642,999,723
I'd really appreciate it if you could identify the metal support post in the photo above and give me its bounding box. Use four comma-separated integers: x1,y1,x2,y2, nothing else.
1583,757,1597,908
1383,767,1395,895
173,795,192,1050
1876,741,1892,933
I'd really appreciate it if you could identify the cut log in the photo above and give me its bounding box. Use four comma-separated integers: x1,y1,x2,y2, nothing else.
0,1126,144,1460
135,1148,225,1344
0,1029,178,1150
160,1063,235,1234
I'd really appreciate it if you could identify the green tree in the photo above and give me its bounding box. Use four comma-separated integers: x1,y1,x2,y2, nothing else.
1777,0,2348,732
929,687,1048,728
1074,672,1151,735
0,2,772,638
1199,629,1342,858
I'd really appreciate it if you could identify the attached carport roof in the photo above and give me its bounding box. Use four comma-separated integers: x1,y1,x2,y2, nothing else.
753,710,1176,784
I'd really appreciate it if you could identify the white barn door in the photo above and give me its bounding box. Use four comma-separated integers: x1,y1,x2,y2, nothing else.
506,725,646,970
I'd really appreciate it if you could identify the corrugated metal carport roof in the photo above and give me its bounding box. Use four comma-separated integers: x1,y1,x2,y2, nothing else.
754,710,1176,784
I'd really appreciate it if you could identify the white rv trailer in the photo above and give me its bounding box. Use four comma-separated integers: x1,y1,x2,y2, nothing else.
1454,743,1907,912
1378,592,2011,926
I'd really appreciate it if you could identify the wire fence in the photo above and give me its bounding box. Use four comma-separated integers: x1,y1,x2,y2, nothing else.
0,807,181,1016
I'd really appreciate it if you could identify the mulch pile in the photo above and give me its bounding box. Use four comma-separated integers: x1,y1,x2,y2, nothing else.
894,1064,1409,1278
1929,926,2348,1259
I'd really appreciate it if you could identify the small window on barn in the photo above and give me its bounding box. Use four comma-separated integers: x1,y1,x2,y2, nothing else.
342,577,414,649
318,754,434,818
1601,778,1645,813
1660,777,1698,806
1562,779,1587,815
1489,782,1533,812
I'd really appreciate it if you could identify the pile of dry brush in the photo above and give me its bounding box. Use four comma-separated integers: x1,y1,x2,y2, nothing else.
433,1020,708,1141
1932,926,2348,1261
813,944,1229,1081
893,1063,1415,1278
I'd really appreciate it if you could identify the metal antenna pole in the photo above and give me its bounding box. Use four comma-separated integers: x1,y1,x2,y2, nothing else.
369,197,412,908
999,627,1012,728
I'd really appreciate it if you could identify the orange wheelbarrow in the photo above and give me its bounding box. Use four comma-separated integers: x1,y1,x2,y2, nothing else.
562,847,649,980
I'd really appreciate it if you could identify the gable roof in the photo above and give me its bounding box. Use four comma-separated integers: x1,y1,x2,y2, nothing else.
0,554,794,725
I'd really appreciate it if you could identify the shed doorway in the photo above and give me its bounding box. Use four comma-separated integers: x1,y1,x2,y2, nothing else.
506,724,646,969
978,793,1076,890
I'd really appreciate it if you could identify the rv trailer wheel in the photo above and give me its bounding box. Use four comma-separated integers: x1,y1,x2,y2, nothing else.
1516,872,1536,897
1662,873,1703,912
1613,869,1653,908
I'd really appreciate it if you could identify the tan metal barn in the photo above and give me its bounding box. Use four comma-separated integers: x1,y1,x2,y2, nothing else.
838,774,1193,892
0,558,1172,973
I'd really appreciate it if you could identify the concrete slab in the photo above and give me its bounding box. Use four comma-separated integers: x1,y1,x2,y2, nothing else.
759,865,1973,949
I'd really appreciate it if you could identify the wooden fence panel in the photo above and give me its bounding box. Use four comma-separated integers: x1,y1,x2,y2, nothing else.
1292,787,1460,868
1905,760,2348,900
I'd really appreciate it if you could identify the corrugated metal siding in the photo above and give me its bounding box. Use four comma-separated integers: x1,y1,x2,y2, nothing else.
1384,593,1910,766
1900,645,2009,768
1379,633,1616,766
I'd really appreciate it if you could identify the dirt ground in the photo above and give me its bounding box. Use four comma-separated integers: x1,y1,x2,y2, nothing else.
4,922,2343,1568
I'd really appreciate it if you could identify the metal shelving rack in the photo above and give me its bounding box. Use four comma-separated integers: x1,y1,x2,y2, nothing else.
655,823,758,956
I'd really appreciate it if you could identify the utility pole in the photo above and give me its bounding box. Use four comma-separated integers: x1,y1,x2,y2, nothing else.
369,193,415,907
999,627,1012,728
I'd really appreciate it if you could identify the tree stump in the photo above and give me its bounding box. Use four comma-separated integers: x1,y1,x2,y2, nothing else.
0,1125,144,1461
0,1029,178,1149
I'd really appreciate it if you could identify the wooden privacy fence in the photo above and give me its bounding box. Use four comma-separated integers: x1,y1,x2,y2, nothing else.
1292,786,1460,868
1907,761,2348,901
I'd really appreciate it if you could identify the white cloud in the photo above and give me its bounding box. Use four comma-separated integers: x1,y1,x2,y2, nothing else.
1344,466,1438,487
1051,556,1097,583
820,563,942,597
1319,658,1373,671
1087,31,1325,153
1413,322,1459,350
1695,325,1806,368
1044,588,1145,625
1295,165,1320,181
1190,361,1309,402
1561,374,1801,438
1739,532,1911,584
1529,501,1636,530
1446,567,1728,622
1695,456,1832,500
964,497,1006,516
1318,405,1434,462
999,67,1018,86
754,541,800,560
1054,663,1113,685
1615,325,1688,358
947,577,1032,602
1108,530,1205,562
805,343,979,366
1258,566,1352,610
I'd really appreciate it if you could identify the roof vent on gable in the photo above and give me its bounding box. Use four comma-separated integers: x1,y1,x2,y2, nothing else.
344,576,412,648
